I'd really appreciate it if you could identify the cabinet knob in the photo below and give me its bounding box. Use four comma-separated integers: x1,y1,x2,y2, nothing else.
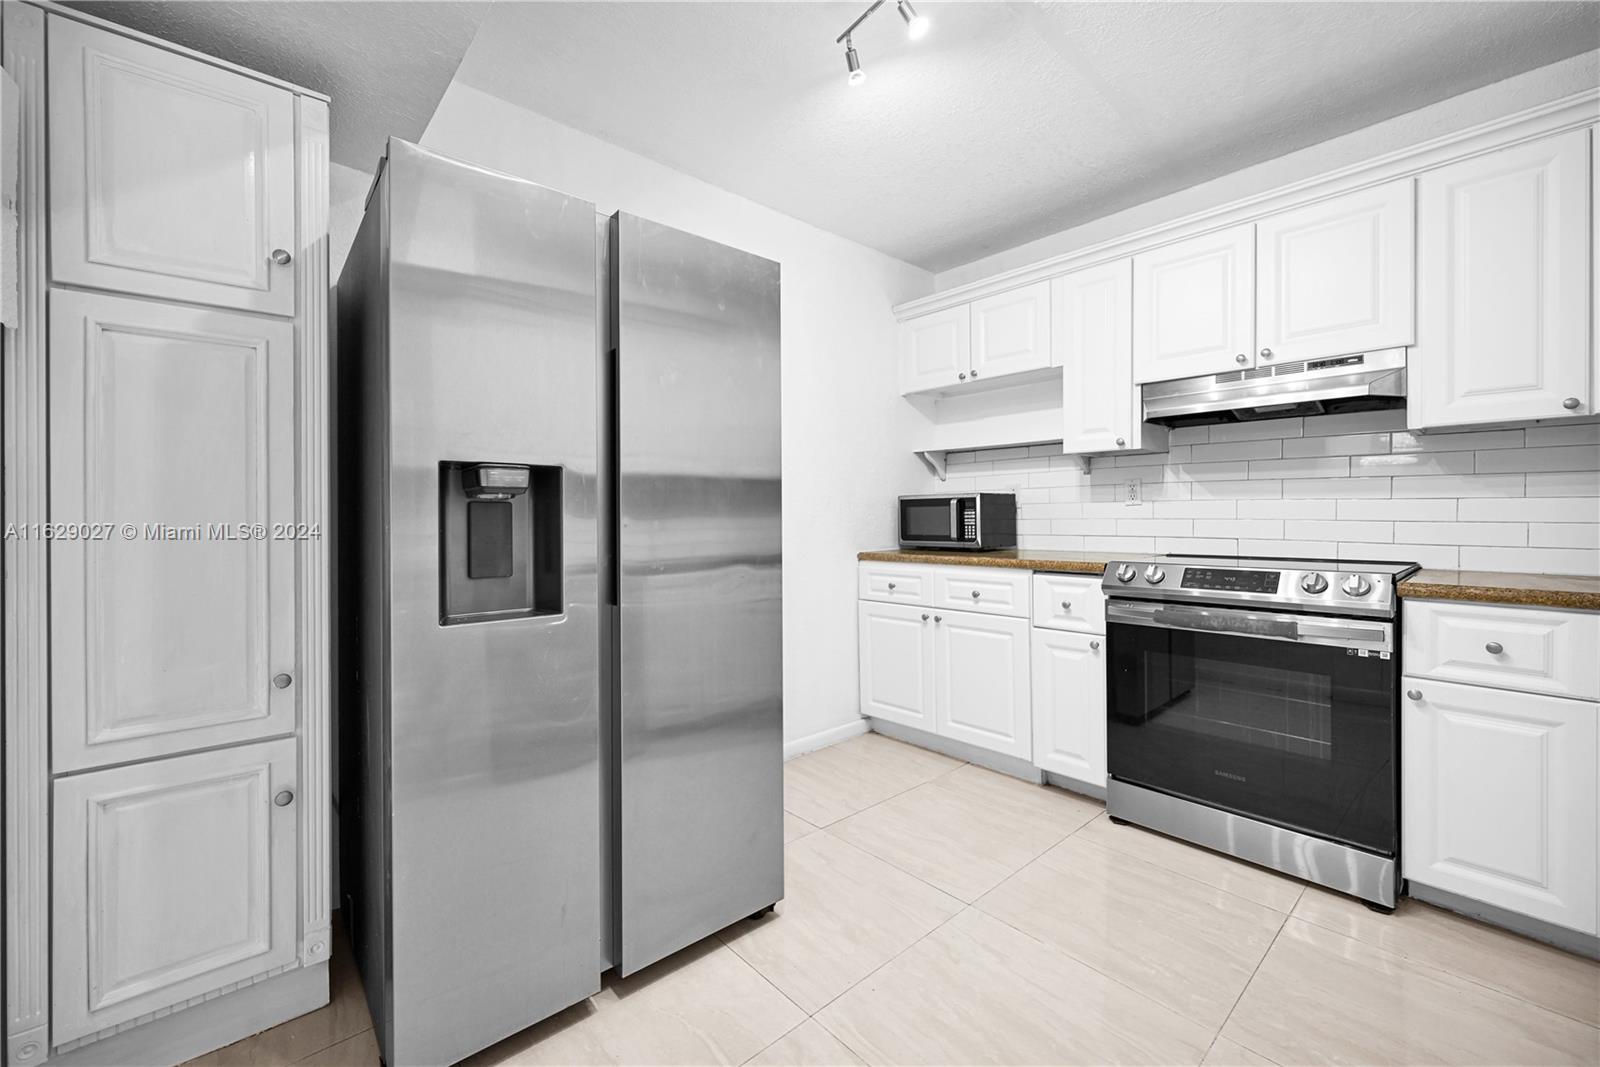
1235,354,1247,364
1259,347,1272,359
921,613,929,621
934,615,942,623
887,581,896,590
271,248,292,266
1089,640,1100,651
958,372,967,380
273,673,293,689
971,590,981,599
1115,437,1126,447
1563,397,1581,410
1061,601,1071,611
970,369,979,378
1406,689,1422,701
274,789,295,807
1484,641,1504,655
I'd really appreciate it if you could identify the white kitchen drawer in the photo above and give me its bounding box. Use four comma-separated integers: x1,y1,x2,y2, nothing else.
931,565,1031,618
1404,600,1600,701
859,562,934,606
1030,573,1106,634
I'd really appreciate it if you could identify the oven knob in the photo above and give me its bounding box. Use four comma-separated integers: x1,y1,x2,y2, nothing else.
1341,574,1373,597
1300,572,1329,594
1115,564,1137,583
1143,565,1166,585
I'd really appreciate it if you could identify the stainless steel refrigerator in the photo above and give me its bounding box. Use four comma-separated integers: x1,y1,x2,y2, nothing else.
337,141,782,1067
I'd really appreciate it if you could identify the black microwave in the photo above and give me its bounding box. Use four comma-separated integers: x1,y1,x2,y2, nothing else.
898,493,1017,551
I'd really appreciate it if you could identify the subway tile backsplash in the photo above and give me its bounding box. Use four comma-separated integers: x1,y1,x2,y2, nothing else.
931,412,1600,575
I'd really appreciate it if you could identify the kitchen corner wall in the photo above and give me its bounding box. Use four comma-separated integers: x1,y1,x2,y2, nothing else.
418,81,933,755
933,411,1600,575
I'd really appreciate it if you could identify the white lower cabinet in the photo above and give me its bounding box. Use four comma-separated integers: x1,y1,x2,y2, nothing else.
52,738,301,1043
1402,676,1598,934
935,611,1032,759
858,600,937,732
1030,628,1107,787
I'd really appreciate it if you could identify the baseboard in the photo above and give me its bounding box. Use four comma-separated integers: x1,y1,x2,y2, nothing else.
1407,882,1600,961
1043,771,1106,802
784,717,869,760
866,719,1043,783
47,962,329,1067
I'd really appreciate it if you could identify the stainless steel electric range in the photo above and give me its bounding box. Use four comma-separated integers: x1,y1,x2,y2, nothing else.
1101,555,1419,908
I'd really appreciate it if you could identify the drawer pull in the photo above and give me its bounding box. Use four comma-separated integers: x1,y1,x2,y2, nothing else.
1484,641,1504,655
1061,601,1071,611
971,590,981,599
1089,640,1100,651
1407,689,1422,701
887,581,896,590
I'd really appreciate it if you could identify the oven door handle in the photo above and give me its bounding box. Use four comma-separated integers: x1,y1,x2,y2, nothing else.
1105,600,1393,652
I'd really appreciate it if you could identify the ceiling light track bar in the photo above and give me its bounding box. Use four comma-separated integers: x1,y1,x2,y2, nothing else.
836,0,887,45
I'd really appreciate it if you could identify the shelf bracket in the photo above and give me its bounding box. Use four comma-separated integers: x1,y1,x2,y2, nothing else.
1074,454,1092,474
915,450,947,481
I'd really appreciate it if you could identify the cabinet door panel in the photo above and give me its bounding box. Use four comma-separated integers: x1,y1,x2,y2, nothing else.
53,739,299,1043
1056,259,1166,455
1411,130,1592,428
49,15,296,315
935,611,1030,759
1257,180,1415,363
1402,678,1597,933
971,282,1050,379
1133,225,1254,383
51,291,296,771
1030,628,1105,786
859,601,935,730
899,305,970,394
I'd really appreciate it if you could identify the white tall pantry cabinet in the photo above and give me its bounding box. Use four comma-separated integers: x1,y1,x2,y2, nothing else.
3,6,332,1065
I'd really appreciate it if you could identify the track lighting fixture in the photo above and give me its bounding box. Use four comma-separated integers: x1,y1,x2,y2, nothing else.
897,0,929,41
834,0,931,85
844,38,866,86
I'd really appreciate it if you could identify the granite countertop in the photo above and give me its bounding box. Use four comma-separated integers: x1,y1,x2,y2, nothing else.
858,550,1600,611
1397,569,1600,612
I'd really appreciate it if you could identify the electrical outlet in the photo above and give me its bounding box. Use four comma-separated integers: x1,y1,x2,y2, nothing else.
1123,479,1141,507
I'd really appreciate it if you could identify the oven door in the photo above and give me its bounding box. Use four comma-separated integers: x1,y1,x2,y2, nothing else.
1106,599,1398,856
898,496,970,547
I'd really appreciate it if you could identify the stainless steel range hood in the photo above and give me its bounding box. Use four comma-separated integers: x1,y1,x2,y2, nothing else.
1141,348,1407,426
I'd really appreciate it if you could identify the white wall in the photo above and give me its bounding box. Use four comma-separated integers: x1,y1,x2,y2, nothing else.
937,50,1600,289
419,82,933,754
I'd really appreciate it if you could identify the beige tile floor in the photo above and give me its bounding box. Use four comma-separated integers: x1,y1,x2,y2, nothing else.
189,732,1600,1066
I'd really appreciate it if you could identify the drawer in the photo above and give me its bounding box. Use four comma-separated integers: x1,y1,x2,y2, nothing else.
931,565,1031,618
859,562,933,606
1031,573,1106,634
1403,600,1600,701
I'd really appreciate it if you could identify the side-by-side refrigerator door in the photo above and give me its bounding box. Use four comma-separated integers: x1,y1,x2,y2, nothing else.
613,212,783,975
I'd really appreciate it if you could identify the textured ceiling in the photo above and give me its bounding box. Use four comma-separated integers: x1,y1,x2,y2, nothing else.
454,1,1600,270
64,1,489,172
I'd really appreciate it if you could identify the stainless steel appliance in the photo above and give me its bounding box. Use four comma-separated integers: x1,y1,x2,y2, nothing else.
1141,347,1406,426
337,141,782,1067
1102,555,1418,907
898,492,1016,550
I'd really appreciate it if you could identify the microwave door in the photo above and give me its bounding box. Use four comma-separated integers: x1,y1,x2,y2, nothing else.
902,498,956,545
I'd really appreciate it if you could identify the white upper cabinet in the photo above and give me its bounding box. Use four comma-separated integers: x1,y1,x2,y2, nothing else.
1255,180,1415,365
970,281,1051,380
1411,129,1593,429
50,290,297,772
52,738,300,1043
900,304,971,393
49,15,297,316
1056,259,1167,454
1132,223,1255,383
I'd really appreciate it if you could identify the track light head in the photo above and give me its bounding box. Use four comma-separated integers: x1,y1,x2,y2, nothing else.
844,39,865,85
898,0,929,40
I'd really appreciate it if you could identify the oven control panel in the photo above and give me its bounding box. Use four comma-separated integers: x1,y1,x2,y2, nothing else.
1101,558,1410,618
